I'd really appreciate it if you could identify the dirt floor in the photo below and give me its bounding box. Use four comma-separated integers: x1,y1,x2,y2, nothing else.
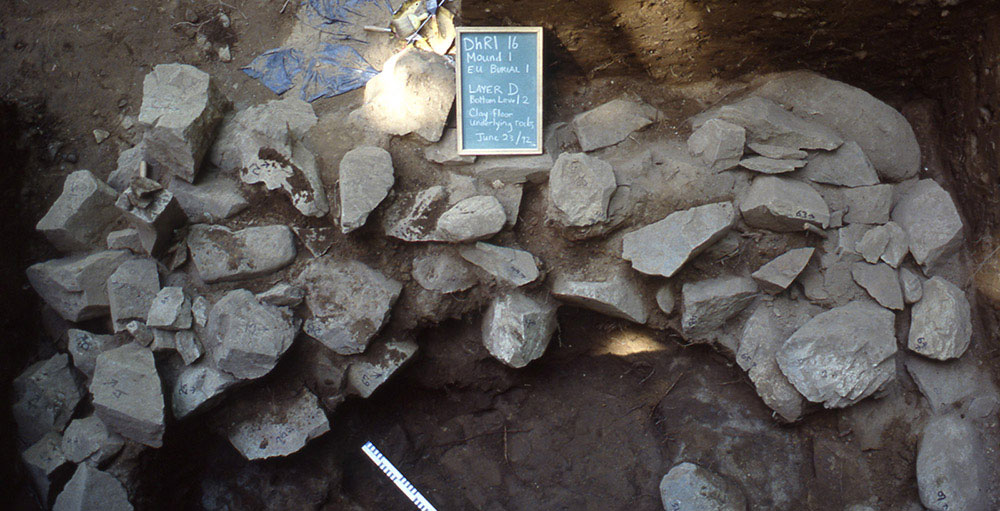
4,1,1000,510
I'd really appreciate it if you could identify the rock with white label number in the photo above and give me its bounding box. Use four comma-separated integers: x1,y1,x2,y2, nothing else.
908,277,971,360
739,176,829,232
12,354,83,445
916,414,987,511
204,289,298,380
27,250,133,322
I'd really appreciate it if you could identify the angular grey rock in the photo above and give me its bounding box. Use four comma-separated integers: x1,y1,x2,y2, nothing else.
68,329,125,379
880,222,909,268
851,262,904,311
240,141,329,217
191,296,210,327
204,289,298,379
891,179,963,268
209,97,317,175
106,228,143,253
856,226,890,264
547,152,617,227
739,176,829,232
53,464,133,511
115,186,186,255
659,462,748,511
91,343,165,447
843,184,892,224
138,63,228,182
125,320,154,347
622,202,736,278
777,301,896,408
384,186,448,242
224,389,330,460
188,224,296,283
739,156,804,174
146,286,191,330
257,283,305,307
424,128,475,165
799,141,880,188
573,97,659,152
751,247,814,293
464,153,554,184
60,415,124,465
21,431,67,505
339,146,394,233
290,227,335,259
681,276,757,337
174,330,203,365
747,142,806,160
27,250,132,322
435,195,506,242
298,258,402,355
106,258,160,331
36,170,120,252
353,47,454,142
900,267,923,304
151,328,177,353
171,361,238,419
13,354,82,445
908,277,971,360
753,71,920,182
168,170,248,223
916,415,987,511
655,286,675,315
551,272,648,324
738,299,818,422
695,96,843,151
445,173,523,228
905,355,1000,415
687,118,745,172
412,251,477,294
458,242,540,287
482,291,558,368
347,338,419,398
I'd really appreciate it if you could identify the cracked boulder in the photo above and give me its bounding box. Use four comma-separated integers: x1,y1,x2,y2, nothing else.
776,300,896,408
547,152,617,229
298,257,402,355
482,291,558,368
12,354,83,445
27,250,133,322
339,146,394,233
739,175,829,232
138,63,229,183
188,224,296,283
204,289,298,380
572,97,659,151
891,179,963,268
622,201,736,278
223,389,330,460
91,343,165,447
36,170,120,252
908,277,972,360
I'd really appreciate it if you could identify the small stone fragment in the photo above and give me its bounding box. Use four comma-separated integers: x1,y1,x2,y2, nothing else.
900,267,923,304
125,320,153,346
168,170,248,223
204,289,298,379
659,462,748,511
36,170,121,252
458,242,540,287
26,250,133,322
146,286,192,330
21,432,67,505
740,176,829,232
60,415,124,465
424,128,475,165
191,296,210,327
108,143,147,192
799,141,880,187
681,276,757,337
292,226,337,258
747,142,806,160
696,96,842,151
171,361,238,419
435,195,506,242
53,464,133,511
339,146,394,233
224,389,330,460
106,229,143,253
91,343,166,447
298,258,402,355
880,222,909,268
908,277,971,360
856,226,890,264
655,286,675,315
891,179,963,268
842,184,893,224
687,118,745,172
777,300,896,408
257,283,305,307
106,258,160,331
916,415,987,511
573,97,659,152
412,251,477,294
187,224,296,283
622,201,736,278
347,337,419,398
68,329,125,379
482,291,558,368
547,152,617,227
738,156,805,174
93,129,110,144
751,247,814,293
851,262,904,311
115,185,187,255
138,63,228,183
13,354,83,445
150,328,176,353
174,330,203,365
551,272,648,324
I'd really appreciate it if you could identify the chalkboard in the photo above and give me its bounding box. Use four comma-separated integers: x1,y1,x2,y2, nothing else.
455,27,543,155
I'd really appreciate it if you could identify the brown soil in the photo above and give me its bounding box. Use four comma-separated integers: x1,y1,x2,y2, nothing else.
3,1,1000,510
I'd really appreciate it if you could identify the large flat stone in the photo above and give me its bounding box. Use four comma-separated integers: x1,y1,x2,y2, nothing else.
91,343,165,447
224,389,330,460
798,141,880,188
739,175,829,232
36,170,120,252
908,277,971,360
573,97,659,152
687,118,745,172
339,146,394,233
681,276,758,337
412,249,478,294
209,97,317,174
27,250,132,322
547,152,617,228
171,360,238,419
168,170,248,223
462,153,554,184
694,96,842,151
204,289,298,380
347,337,419,398
188,224,296,283
551,272,648,324
891,179,963,268
851,262,904,311
60,415,124,466
459,242,540,287
482,291,558,368
622,201,736,278
751,247,814,293
435,195,507,242
842,184,892,224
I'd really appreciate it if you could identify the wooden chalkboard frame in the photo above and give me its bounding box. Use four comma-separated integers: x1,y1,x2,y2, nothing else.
455,26,544,156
